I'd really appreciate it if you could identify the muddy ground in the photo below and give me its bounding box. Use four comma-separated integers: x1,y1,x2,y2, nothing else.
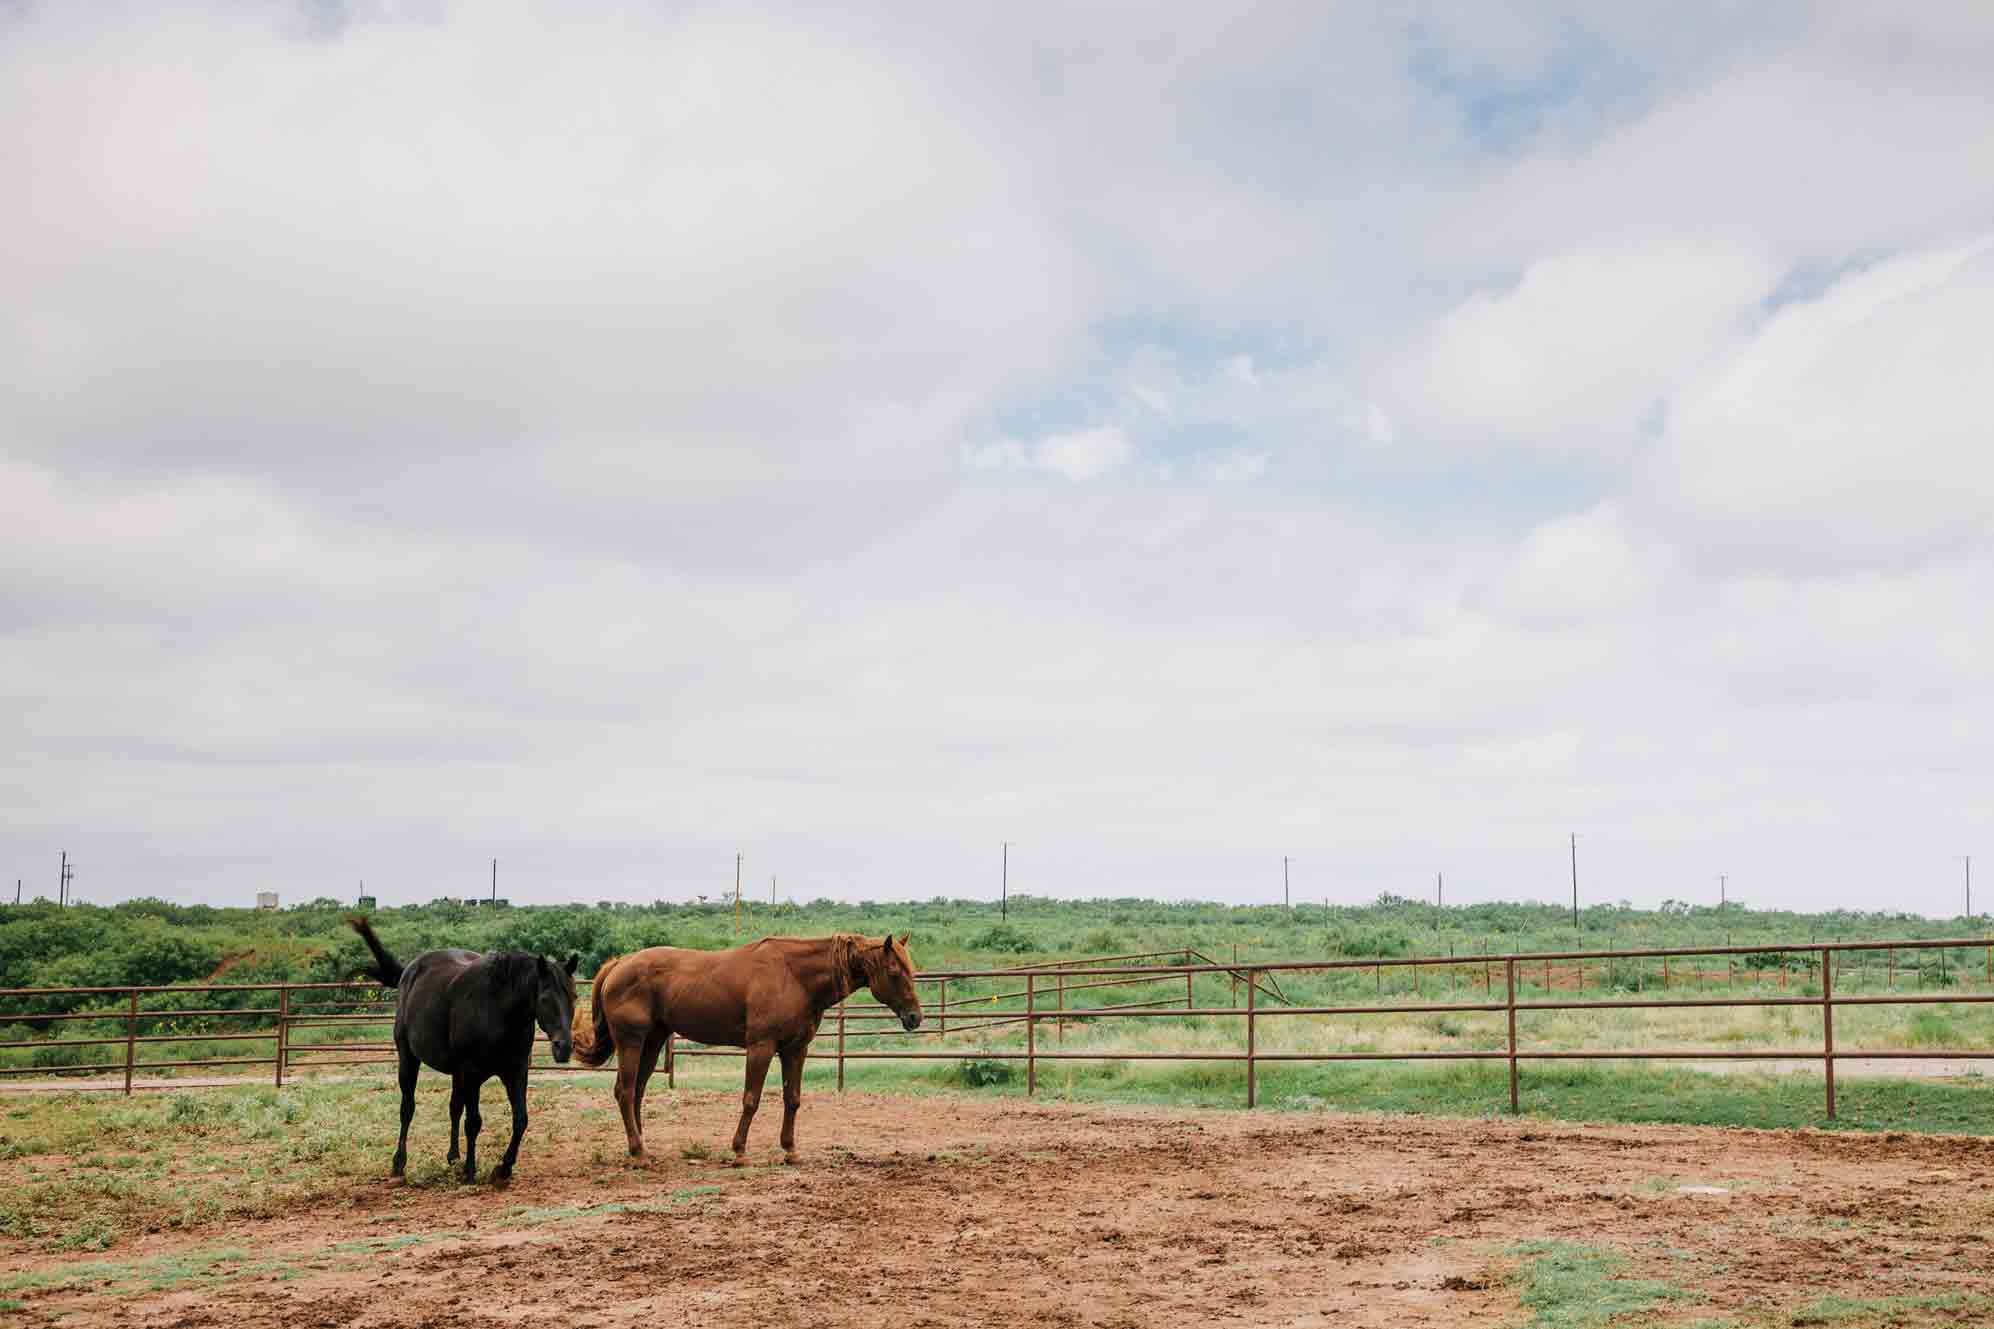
6,1089,1992,1328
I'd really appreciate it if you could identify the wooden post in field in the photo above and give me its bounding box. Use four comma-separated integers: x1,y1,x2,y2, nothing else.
275,986,289,1088
1184,948,1194,1011
1057,971,1066,1045
124,989,138,1096
1888,947,1895,989
1822,946,1836,1119
665,1032,675,1089
1245,966,1257,1108
836,1000,846,1092
1505,959,1519,1114
938,978,948,1035
1026,972,1037,1097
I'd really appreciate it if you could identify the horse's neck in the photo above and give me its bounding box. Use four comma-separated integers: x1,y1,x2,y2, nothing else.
806,938,866,1012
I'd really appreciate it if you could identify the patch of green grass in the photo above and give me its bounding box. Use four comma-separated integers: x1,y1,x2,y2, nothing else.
1505,1240,1698,1328
1904,1009,1961,1047
499,1186,720,1226
0,1246,253,1296
1785,1292,1994,1326
760,1056,1994,1136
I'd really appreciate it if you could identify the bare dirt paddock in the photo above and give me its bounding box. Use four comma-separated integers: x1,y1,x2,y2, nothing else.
10,1091,1994,1328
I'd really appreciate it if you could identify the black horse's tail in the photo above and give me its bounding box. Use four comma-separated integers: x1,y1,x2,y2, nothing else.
346,915,404,988
572,952,621,1067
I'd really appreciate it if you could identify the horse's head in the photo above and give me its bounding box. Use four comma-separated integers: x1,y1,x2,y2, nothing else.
534,952,581,1063
860,934,923,1031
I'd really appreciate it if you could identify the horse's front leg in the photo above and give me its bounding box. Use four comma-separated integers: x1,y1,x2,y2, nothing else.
492,1064,529,1182
777,1043,807,1166
730,1041,775,1165
447,1078,464,1163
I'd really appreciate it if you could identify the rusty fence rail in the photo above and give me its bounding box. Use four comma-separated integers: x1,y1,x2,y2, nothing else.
3,937,1991,1119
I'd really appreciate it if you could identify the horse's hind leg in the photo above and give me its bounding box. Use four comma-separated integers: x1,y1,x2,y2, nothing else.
611,1028,651,1157
392,1049,419,1177
457,1072,483,1183
447,1079,464,1163
492,1065,528,1182
777,1043,806,1166
729,1041,775,1165
627,1031,665,1156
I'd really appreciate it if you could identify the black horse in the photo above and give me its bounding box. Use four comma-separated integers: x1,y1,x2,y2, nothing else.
348,916,579,1183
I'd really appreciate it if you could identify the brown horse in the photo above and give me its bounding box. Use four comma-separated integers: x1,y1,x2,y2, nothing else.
574,933,921,1165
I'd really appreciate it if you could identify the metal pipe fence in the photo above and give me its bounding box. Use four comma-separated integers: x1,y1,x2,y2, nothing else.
2,937,1990,1119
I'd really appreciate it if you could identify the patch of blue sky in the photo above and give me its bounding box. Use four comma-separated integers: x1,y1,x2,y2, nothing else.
1762,252,1885,314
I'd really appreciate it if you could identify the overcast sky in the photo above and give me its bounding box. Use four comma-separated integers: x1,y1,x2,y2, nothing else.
5,2,1992,915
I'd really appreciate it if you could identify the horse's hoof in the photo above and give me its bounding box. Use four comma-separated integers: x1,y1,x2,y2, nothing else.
729,1154,747,1168
783,1152,800,1167
390,1161,405,1178
628,1145,645,1158
462,1167,477,1184
446,1150,459,1163
492,1165,513,1182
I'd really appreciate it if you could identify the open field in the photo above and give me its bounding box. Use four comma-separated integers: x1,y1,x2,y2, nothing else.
3,1077,1992,1328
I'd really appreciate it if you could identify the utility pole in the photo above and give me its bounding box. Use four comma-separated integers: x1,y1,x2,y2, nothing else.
1436,871,1443,910
490,858,497,906
734,853,743,933
1719,874,1727,908
1283,856,1290,909
1967,855,1973,919
1569,833,1578,929
772,876,777,909
1001,842,1008,921
59,851,73,908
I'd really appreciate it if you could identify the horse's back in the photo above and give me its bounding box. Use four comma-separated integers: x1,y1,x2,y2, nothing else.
395,948,484,1071
602,943,802,1047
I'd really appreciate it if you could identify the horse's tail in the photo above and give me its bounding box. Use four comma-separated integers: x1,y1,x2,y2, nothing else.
346,915,404,989
572,952,622,1067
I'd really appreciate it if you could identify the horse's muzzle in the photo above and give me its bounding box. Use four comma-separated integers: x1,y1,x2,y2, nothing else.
900,1011,922,1032
552,1041,574,1064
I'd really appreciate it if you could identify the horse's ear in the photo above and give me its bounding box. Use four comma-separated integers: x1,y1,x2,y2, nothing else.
898,933,910,947
563,952,580,976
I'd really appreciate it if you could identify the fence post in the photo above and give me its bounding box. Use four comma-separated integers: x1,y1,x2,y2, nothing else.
275,986,289,1088
1245,965,1257,1108
836,1000,846,1093
938,978,947,1036
124,989,138,1096
1505,958,1519,1114
1888,947,1894,989
1184,949,1193,1010
665,1031,675,1089
1026,972,1036,1097
1821,946,1836,1120
1057,970,1066,1045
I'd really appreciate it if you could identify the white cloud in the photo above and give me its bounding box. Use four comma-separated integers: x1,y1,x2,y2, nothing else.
1639,239,1994,572
965,428,1132,482
1372,246,1777,453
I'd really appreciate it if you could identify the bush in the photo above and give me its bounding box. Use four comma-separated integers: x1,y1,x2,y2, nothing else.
969,924,1034,955
958,1058,1014,1087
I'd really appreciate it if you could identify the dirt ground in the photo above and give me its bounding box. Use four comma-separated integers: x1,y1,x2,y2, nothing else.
7,1090,1993,1328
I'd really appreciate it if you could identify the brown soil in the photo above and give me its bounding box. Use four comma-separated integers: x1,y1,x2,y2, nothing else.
6,1091,1993,1328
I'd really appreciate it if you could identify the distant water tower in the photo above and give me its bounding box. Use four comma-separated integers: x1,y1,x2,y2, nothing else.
255,891,279,911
